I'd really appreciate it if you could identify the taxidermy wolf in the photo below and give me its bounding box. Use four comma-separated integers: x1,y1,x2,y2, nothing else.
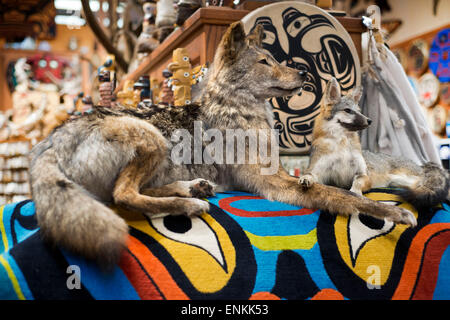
299,77,449,209
30,22,416,266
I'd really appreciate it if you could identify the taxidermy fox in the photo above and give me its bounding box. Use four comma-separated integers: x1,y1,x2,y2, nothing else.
299,77,449,209
30,22,416,267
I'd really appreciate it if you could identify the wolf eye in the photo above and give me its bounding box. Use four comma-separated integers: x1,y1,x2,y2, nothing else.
258,59,270,66
344,108,353,114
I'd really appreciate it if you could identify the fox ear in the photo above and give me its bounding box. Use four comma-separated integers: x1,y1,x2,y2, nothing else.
324,77,341,105
351,86,363,103
247,24,264,47
221,21,247,61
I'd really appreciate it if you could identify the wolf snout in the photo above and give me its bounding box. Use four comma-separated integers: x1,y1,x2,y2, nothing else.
367,118,372,125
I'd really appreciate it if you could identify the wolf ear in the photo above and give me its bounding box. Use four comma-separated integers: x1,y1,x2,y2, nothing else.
324,77,341,105
247,24,264,47
351,86,363,103
221,21,247,61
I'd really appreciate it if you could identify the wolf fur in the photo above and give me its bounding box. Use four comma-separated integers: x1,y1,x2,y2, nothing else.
30,22,417,266
299,77,449,210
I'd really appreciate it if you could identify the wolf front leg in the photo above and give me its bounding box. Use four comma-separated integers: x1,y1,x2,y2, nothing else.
113,158,210,217
297,149,323,189
298,173,318,190
238,164,416,226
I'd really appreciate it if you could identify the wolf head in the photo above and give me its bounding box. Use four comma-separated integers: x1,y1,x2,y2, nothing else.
209,22,307,100
320,77,371,132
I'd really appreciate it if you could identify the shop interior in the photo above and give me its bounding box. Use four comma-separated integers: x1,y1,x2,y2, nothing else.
0,0,449,301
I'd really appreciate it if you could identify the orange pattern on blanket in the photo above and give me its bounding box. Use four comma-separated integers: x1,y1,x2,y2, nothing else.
311,289,345,300
392,223,450,300
125,236,189,300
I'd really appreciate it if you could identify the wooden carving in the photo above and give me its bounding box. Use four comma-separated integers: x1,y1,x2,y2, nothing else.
168,48,195,106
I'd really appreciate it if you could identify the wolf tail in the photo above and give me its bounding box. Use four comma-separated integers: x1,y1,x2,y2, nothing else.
398,162,450,209
30,146,129,267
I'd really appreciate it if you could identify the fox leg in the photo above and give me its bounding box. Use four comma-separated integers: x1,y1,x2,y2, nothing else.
113,158,209,218
298,156,321,189
350,174,372,195
238,164,416,226
299,173,318,189
142,179,216,198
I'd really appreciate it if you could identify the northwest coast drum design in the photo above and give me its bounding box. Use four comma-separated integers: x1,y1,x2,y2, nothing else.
242,2,361,154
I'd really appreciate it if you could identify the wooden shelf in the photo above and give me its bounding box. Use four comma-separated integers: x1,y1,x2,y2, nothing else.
115,7,249,93
116,6,366,93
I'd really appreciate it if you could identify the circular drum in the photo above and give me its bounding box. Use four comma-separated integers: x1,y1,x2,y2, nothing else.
418,72,440,108
242,2,361,154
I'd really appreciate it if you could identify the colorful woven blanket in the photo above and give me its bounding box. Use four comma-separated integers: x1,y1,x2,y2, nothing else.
1,189,449,300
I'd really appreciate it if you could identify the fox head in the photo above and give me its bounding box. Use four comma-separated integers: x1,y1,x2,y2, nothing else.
319,77,371,132
209,21,307,100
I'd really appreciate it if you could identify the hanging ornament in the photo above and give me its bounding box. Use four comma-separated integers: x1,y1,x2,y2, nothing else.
418,72,440,108
429,28,449,83
407,39,429,76
429,104,448,134
440,83,450,106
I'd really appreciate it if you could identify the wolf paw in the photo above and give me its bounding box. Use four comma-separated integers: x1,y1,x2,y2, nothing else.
189,179,215,198
185,198,210,216
299,174,315,189
388,206,417,228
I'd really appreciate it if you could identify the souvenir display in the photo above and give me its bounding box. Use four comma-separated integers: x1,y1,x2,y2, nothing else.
418,72,440,108
441,83,450,105
428,104,447,135
160,69,174,105
191,63,208,84
136,0,159,56
156,0,177,42
117,80,138,107
429,28,449,83
242,1,360,154
407,39,429,76
27,54,69,84
176,0,202,26
101,54,117,91
168,48,195,106
98,70,114,107
0,140,31,205
42,102,70,137
151,78,161,104
0,0,56,40
3,1,450,304
138,76,152,102
81,96,94,114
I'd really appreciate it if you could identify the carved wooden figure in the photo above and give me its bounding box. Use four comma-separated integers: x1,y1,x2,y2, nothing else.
117,80,137,108
156,0,176,42
160,68,174,105
136,1,159,55
98,70,114,107
151,78,161,104
168,48,195,106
